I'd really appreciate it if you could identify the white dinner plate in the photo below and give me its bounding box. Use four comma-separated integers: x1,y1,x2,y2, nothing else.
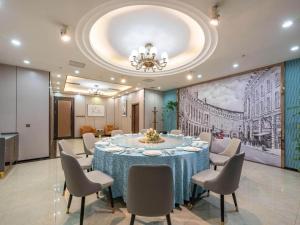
95,141,110,146
182,146,200,152
105,146,124,152
143,150,162,156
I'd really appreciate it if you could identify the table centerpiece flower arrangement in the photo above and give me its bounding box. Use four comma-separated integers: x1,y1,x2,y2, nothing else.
139,128,165,144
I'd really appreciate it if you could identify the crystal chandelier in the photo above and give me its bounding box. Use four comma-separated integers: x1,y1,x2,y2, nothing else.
88,85,103,95
129,43,168,72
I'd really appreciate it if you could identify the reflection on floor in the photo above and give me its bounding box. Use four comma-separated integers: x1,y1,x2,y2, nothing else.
0,139,300,225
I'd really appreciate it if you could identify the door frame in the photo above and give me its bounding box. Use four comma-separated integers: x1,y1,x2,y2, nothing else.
131,103,139,133
54,96,75,139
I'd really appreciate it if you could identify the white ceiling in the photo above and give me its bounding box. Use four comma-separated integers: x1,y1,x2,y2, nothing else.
0,0,299,94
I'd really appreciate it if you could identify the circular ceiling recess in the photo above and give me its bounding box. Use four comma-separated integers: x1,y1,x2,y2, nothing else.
76,0,218,77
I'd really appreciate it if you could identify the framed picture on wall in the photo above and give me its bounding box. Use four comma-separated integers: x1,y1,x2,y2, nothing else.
178,64,284,167
121,97,127,117
87,104,105,117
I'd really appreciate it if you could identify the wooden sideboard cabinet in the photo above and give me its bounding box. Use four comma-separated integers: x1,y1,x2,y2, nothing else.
0,133,19,178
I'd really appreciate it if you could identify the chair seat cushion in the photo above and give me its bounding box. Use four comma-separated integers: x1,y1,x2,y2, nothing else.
86,170,114,189
210,153,230,166
77,157,93,170
192,169,219,187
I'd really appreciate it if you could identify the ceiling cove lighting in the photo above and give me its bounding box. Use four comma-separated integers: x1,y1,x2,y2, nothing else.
210,4,220,26
129,43,168,72
60,26,71,42
233,63,239,68
23,60,30,64
282,20,293,28
11,39,21,46
290,45,299,52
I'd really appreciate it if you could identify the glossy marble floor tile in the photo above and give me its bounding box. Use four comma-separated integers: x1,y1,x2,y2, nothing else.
1,140,300,225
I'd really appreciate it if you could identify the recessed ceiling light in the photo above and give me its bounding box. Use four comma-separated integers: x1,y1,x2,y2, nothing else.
126,91,129,94
210,18,219,26
23,60,30,64
56,87,60,90
74,70,80,74
282,20,293,28
157,87,161,90
60,26,71,42
56,81,60,85
290,45,299,52
187,74,193,80
121,78,126,83
57,74,61,78
11,39,21,46
135,87,139,90
110,77,115,81
233,63,239,68
197,74,202,79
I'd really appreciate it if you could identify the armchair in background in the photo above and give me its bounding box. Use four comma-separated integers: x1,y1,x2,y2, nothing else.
104,124,118,136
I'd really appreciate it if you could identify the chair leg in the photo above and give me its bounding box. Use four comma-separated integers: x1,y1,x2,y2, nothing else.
232,192,239,212
96,192,99,199
108,187,114,212
62,181,66,196
166,214,172,225
214,165,217,170
130,214,135,225
207,190,210,197
80,197,85,225
191,184,197,204
66,194,72,214
220,194,224,225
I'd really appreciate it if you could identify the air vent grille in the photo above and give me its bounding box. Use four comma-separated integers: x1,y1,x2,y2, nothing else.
69,60,85,68
142,79,154,83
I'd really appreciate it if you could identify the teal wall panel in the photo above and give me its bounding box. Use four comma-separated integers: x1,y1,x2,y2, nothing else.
285,58,300,170
163,90,177,131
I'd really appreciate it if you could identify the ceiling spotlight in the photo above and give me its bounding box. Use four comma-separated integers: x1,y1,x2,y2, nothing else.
23,60,30,64
60,26,71,42
110,77,115,81
56,81,60,85
282,20,293,28
11,39,21,46
210,4,220,26
197,74,202,79
121,78,126,83
157,87,161,90
187,74,193,80
57,74,61,78
74,70,80,74
135,87,139,90
233,63,239,68
290,45,299,52
56,87,60,90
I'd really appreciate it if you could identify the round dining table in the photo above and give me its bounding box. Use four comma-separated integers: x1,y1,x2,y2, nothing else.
92,134,209,205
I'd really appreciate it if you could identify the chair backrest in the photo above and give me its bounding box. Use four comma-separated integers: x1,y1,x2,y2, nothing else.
199,132,212,151
111,130,124,136
221,138,241,157
58,140,76,158
60,151,100,197
205,152,245,195
127,165,174,217
140,129,148,134
170,129,182,135
82,133,96,153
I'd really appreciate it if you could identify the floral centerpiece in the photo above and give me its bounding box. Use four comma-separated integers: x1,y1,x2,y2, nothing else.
139,128,165,143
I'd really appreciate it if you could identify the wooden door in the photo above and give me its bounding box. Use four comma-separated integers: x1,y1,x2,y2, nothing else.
131,103,139,133
54,97,74,139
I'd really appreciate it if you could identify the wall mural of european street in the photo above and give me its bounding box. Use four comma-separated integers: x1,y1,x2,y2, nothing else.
178,65,282,167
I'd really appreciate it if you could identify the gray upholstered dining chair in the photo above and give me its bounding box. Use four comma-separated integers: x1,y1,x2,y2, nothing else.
199,132,212,152
58,140,93,196
170,129,182,135
60,151,114,225
127,165,174,225
82,133,97,157
210,138,241,170
111,129,124,136
191,152,245,225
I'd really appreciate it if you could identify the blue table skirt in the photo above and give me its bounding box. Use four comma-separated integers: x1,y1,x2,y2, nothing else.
93,147,210,204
